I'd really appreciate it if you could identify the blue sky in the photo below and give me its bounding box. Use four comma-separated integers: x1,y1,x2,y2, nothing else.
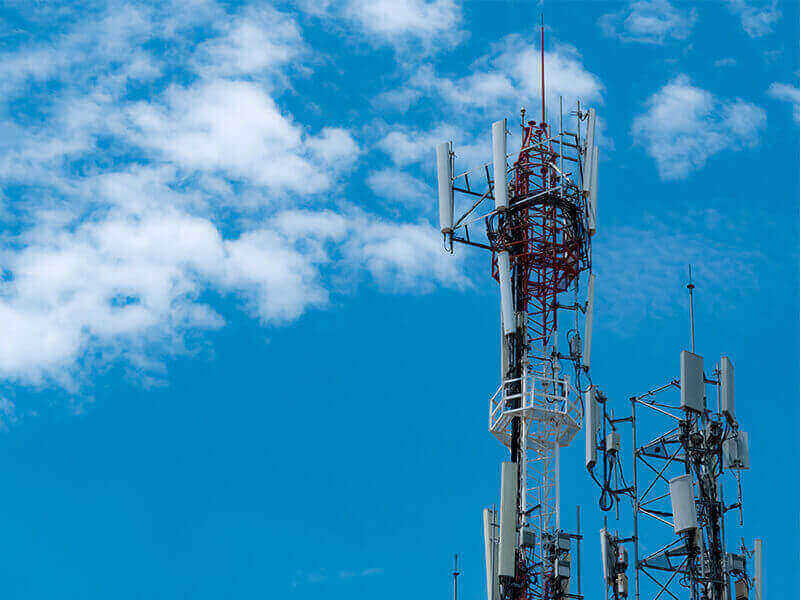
0,0,797,598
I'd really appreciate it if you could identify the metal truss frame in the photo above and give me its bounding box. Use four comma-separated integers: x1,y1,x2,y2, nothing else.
604,369,752,600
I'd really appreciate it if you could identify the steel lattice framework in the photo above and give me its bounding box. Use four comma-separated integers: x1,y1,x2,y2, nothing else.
595,367,757,600
497,116,589,600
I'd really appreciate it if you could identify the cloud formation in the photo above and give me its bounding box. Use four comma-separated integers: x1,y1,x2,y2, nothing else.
301,0,463,51
192,5,307,78
768,81,800,124
600,0,697,44
127,79,359,193
406,36,603,117
292,566,384,587
0,3,467,388
632,76,766,180
366,169,434,209
724,0,781,37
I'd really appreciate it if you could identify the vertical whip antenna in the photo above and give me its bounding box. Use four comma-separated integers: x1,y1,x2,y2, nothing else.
452,553,460,600
540,16,546,123
687,264,695,353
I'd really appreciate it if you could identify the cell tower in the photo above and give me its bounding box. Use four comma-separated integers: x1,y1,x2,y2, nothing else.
434,27,600,600
588,274,763,600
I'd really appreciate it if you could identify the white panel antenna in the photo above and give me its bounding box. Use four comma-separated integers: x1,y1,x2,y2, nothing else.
738,431,750,469
680,351,705,412
436,141,454,234
600,529,613,583
500,319,509,380
582,273,595,369
754,539,763,600
585,387,598,469
498,251,516,335
587,145,598,235
723,431,750,470
492,120,508,209
483,508,499,600
582,108,596,193
721,356,734,423
669,474,698,534
498,461,518,577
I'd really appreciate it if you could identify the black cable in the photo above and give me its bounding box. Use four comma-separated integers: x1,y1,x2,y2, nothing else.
599,451,617,512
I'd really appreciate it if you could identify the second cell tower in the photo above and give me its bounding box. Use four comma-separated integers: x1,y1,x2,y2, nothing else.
435,27,601,600
588,276,763,600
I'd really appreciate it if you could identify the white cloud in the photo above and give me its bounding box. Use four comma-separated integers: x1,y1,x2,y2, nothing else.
342,219,467,292
724,0,781,37
493,38,603,110
0,4,168,99
372,87,423,111
193,5,306,78
0,206,334,384
302,0,463,51
0,202,465,386
376,125,458,166
632,76,766,180
0,2,469,391
600,0,697,44
714,58,737,67
0,210,224,385
306,127,362,164
375,124,490,184
222,228,330,323
348,0,460,40
405,36,603,118
0,2,342,200
265,209,467,292
264,209,467,292
768,82,800,123
274,210,350,243
366,169,433,208
127,79,359,193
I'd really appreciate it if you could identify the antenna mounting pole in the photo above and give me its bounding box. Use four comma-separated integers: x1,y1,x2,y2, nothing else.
452,553,460,600
540,16,545,123
687,264,695,353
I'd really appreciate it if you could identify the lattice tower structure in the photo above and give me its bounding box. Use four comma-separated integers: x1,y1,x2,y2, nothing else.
490,117,589,600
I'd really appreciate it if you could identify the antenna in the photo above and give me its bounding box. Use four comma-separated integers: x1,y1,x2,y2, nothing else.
583,109,598,236
584,386,598,468
582,272,595,369
540,15,545,123
452,553,460,600
587,145,598,234
482,508,499,600
754,539,763,600
436,141,454,252
687,264,695,352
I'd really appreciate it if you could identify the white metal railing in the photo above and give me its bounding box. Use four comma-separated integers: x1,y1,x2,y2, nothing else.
488,373,583,448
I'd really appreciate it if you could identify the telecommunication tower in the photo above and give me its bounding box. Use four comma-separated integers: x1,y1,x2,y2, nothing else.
588,275,764,600
434,28,600,600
